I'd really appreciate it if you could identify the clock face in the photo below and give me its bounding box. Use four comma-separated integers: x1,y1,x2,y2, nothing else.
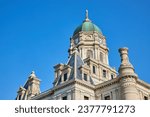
74,38,79,45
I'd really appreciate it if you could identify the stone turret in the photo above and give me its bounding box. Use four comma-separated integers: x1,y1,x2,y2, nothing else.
26,71,41,98
16,71,41,100
118,48,140,100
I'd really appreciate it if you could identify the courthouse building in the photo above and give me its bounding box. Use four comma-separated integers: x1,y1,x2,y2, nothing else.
16,11,150,100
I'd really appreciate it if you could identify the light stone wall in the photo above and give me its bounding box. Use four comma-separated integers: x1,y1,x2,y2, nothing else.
136,80,150,100
95,82,120,100
74,83,95,100
31,78,150,100
52,84,75,100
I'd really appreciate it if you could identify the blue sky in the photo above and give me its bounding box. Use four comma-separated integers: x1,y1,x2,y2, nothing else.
0,0,150,99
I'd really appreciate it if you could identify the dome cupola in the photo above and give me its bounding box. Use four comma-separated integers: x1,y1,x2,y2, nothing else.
73,10,102,36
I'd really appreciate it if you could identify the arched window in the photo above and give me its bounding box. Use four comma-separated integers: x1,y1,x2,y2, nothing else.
87,50,93,58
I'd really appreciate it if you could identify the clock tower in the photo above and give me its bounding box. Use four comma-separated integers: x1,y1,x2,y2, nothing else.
68,10,116,84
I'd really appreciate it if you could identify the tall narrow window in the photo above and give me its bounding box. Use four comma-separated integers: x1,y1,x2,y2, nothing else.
84,73,87,81
87,50,93,58
64,73,67,81
18,95,21,100
103,70,106,78
100,52,103,62
93,66,96,74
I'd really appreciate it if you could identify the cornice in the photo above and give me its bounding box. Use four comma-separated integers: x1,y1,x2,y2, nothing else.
31,79,96,100
84,57,117,73
74,79,95,90
137,79,150,89
95,78,119,90
53,79,75,91
31,78,150,100
31,89,53,100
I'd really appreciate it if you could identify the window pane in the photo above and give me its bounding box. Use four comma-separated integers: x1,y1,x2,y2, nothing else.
103,70,106,78
64,73,67,81
111,74,114,79
62,96,67,100
104,96,110,100
19,95,21,100
84,73,87,81
84,96,89,100
93,66,96,74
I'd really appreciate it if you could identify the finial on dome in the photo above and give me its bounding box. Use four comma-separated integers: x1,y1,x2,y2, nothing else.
86,9,88,19
84,9,91,22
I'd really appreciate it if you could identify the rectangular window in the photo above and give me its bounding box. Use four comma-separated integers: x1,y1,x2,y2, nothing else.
84,73,87,81
103,70,106,78
84,96,89,100
93,66,96,74
144,96,148,100
62,96,67,100
104,95,110,100
64,73,67,81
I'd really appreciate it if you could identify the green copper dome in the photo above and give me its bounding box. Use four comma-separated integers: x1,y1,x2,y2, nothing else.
73,10,102,36
73,21,102,36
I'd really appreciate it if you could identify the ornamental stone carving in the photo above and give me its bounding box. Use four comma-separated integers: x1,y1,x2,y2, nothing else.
85,35,93,40
93,33,99,41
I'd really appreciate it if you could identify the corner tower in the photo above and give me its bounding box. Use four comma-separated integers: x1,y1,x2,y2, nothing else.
16,71,41,100
68,10,117,84
118,48,140,100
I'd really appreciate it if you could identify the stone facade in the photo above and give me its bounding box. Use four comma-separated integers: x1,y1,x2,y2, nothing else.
16,11,150,100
